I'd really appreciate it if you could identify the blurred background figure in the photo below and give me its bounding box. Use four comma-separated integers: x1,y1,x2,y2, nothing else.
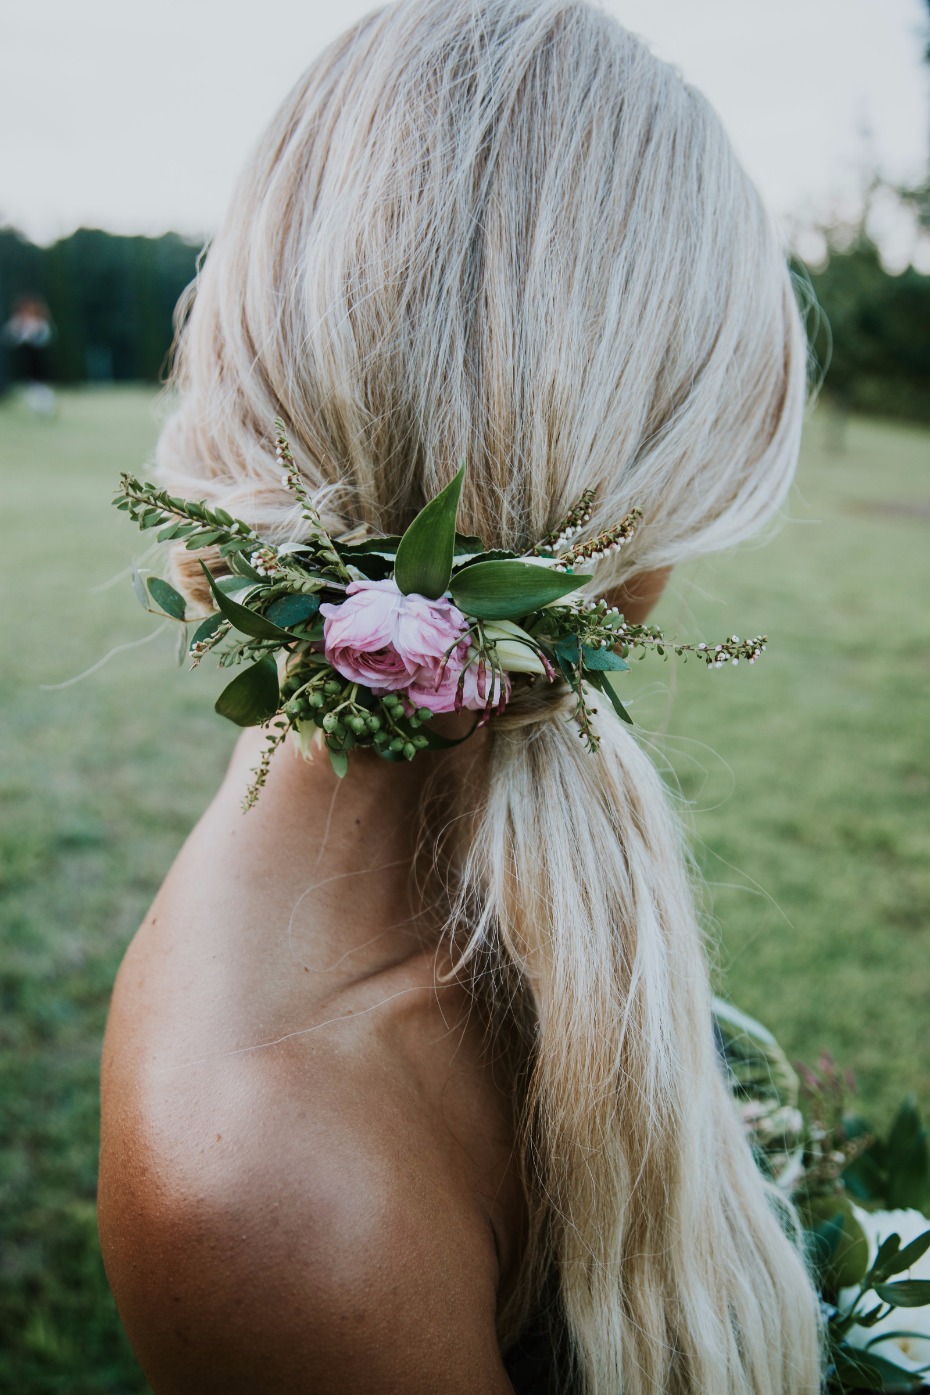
2,294,57,416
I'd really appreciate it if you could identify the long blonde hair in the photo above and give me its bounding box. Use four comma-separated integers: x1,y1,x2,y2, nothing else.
157,2,822,1390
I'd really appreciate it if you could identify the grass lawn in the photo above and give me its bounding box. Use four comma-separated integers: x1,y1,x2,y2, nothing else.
1,388,928,1392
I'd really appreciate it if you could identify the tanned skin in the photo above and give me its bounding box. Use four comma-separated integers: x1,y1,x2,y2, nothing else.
98,571,668,1394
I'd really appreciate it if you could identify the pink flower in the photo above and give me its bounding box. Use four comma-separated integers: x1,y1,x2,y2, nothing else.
320,578,509,714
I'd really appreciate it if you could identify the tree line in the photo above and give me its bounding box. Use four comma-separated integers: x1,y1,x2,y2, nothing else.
1,222,928,425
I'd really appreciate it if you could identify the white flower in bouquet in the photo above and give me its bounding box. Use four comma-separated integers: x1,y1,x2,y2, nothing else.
840,1206,930,1377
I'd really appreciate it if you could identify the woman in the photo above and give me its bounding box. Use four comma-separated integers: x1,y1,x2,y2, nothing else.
98,2,823,1390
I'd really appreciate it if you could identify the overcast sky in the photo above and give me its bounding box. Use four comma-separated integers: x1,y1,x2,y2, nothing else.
2,0,928,262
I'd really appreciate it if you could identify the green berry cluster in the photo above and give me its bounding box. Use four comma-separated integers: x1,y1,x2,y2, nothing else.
280,667,434,762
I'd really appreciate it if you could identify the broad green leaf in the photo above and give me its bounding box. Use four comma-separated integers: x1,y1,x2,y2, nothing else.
804,1197,870,1289
394,463,465,599
581,643,630,672
873,1280,930,1308
147,576,187,620
214,657,280,727
450,559,591,620
200,563,293,641
807,1214,845,1278
453,534,488,554
265,594,320,628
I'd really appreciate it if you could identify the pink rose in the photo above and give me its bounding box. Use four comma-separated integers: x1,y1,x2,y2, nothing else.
321,578,508,714
407,651,510,714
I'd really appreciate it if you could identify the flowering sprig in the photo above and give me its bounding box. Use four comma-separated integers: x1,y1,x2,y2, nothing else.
114,421,770,801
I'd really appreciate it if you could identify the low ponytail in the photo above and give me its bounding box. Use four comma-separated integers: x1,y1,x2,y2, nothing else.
155,1,824,1387
447,707,821,1392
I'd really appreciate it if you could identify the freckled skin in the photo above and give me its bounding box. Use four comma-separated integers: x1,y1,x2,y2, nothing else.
98,571,667,1393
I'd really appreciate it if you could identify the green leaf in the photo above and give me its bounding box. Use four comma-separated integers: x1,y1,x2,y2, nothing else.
147,576,187,620
394,463,466,599
216,575,256,594
224,549,263,581
190,613,223,647
873,1280,930,1308
844,1142,889,1204
453,533,489,554
214,657,280,727
580,643,630,672
337,536,402,556
590,670,635,725
450,560,591,620
199,563,293,641
889,1230,930,1276
831,1344,923,1391
452,547,519,567
871,1234,903,1284
328,749,349,778
803,1196,871,1289
265,594,320,628
886,1097,930,1210
807,1214,845,1278
130,564,149,611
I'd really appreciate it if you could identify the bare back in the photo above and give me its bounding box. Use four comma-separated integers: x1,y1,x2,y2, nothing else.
98,729,524,1393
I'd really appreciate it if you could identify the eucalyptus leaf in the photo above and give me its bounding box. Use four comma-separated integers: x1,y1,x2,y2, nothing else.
554,635,581,662
200,563,293,641
581,643,630,672
265,593,320,628
147,576,187,621
450,560,590,620
394,463,465,599
130,564,149,611
214,657,280,727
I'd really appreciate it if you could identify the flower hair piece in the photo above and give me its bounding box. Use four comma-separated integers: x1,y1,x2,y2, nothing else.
114,420,767,808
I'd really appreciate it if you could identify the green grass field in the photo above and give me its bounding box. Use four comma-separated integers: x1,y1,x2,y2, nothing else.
1,388,928,1393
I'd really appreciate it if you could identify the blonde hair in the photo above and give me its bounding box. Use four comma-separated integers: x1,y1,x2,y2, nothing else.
157,2,822,1390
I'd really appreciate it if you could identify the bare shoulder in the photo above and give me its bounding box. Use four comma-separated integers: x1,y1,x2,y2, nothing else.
99,935,522,1394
